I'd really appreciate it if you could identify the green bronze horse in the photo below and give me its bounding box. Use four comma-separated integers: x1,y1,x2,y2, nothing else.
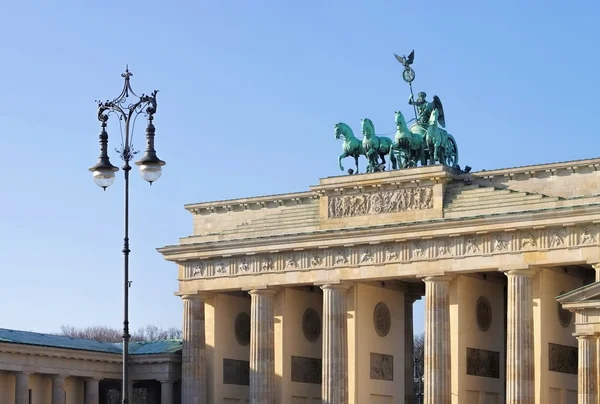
424,109,459,167
334,122,363,173
389,110,427,168
361,118,397,172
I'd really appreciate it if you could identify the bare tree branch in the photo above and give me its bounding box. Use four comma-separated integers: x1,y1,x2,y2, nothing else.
56,324,182,343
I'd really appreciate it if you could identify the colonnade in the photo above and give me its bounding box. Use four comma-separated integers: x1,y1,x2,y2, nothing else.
181,270,597,404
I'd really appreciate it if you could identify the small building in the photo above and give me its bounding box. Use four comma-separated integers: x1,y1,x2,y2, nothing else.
0,328,181,403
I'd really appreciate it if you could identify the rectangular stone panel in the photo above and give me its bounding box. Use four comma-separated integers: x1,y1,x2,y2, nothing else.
327,187,433,218
223,358,250,386
548,343,578,375
291,356,322,384
370,352,393,381
466,347,500,378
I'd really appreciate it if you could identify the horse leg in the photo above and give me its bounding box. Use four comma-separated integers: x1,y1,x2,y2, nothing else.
390,150,398,170
354,155,359,174
338,153,347,171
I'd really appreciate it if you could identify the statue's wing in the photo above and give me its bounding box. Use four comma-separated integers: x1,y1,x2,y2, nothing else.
406,50,414,65
394,53,406,66
433,95,446,128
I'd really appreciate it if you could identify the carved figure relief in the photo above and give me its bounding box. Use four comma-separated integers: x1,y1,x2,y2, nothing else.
373,302,391,337
238,258,251,273
438,239,453,256
385,246,399,261
550,230,565,248
310,252,323,267
291,356,322,384
261,257,273,272
328,187,434,218
334,250,348,265
234,313,251,346
192,262,205,277
215,262,227,274
465,237,479,254
466,348,500,378
476,296,492,332
360,249,374,264
493,235,509,252
521,232,537,249
302,308,321,342
370,353,393,381
412,242,424,258
548,343,578,375
285,254,299,269
580,228,596,245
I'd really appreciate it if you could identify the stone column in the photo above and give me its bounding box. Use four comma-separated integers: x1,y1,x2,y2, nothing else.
15,371,31,404
404,295,418,404
593,263,600,282
248,288,277,404
321,283,350,404
423,276,451,404
504,268,535,404
160,380,175,404
181,294,207,404
577,335,598,404
52,375,66,404
84,378,100,404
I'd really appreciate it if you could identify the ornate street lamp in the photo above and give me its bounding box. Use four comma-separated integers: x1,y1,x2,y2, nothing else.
89,68,165,404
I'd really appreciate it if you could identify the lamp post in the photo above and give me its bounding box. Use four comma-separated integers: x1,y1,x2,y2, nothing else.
89,68,165,404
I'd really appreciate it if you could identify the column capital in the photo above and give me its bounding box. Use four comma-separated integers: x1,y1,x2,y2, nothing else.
158,379,176,384
246,286,279,296
15,370,33,376
501,266,537,277
576,334,599,340
317,281,352,290
422,275,453,283
180,292,211,301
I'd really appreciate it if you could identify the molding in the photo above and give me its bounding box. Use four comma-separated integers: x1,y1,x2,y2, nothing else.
176,222,600,282
160,203,600,260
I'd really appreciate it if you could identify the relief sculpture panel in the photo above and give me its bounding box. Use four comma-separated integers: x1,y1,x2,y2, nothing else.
548,343,578,375
466,348,500,378
328,187,433,218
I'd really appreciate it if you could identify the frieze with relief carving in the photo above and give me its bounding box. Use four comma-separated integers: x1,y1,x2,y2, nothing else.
182,223,599,279
328,187,433,218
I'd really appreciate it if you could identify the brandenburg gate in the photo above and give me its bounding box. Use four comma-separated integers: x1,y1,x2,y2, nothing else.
159,158,600,404
158,52,600,404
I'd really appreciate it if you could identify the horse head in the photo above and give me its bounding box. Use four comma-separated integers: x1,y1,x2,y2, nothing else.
394,111,408,130
361,118,375,139
335,122,353,140
429,109,440,127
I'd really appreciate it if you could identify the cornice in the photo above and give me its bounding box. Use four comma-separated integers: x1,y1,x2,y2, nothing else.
469,156,600,179
158,203,600,261
0,342,122,363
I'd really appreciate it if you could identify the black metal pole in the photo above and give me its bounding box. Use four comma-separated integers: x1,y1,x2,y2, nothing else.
122,161,131,404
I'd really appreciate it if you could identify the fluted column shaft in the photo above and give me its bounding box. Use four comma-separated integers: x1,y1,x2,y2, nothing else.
405,295,417,404
321,283,350,404
84,378,100,404
249,288,277,404
593,263,600,282
505,269,535,404
15,372,31,404
578,335,598,404
52,375,66,404
182,294,207,404
423,276,451,404
160,380,175,404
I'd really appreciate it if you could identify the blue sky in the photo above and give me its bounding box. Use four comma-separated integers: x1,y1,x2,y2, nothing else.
1,1,599,337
